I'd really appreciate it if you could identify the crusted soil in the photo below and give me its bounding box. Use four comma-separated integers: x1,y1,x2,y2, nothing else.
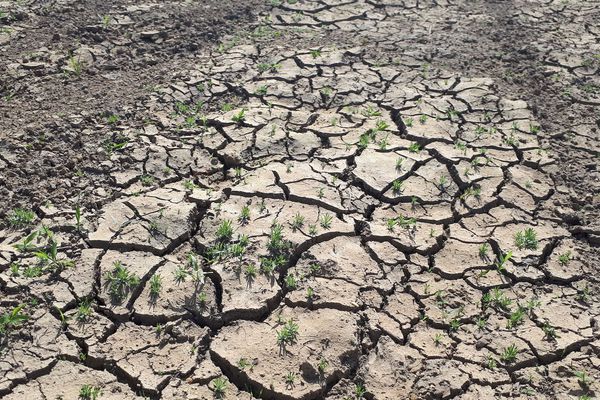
1,0,599,399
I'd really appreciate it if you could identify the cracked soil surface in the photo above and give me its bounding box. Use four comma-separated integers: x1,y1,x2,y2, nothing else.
1,0,599,399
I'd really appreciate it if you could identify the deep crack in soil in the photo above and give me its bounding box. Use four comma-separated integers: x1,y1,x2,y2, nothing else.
1,0,599,399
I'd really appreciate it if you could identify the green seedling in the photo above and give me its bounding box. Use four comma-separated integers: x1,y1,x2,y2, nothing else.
506,306,526,329
500,344,519,363
392,179,404,194
317,358,328,374
140,175,155,187
183,180,197,190
277,319,299,351
495,251,513,273
0,305,28,338
104,261,139,302
558,251,571,266
6,208,35,229
574,370,593,387
216,219,234,242
211,377,228,398
291,213,305,231
239,206,251,225
479,243,490,259
408,142,421,153
245,264,258,279
514,228,538,250
76,299,93,323
79,384,101,400
285,372,297,388
149,274,162,299
395,157,404,170
437,175,449,192
320,214,333,230
542,322,558,340
74,205,83,230
231,109,246,124
258,62,281,73
285,273,297,290
354,383,366,399
68,56,83,76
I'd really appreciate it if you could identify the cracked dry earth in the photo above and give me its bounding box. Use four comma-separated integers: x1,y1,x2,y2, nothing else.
1,0,600,399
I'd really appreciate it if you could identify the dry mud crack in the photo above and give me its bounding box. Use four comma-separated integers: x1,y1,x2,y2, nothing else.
1,0,599,399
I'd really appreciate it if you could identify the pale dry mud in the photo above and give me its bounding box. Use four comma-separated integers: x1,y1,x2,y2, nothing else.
1,0,599,399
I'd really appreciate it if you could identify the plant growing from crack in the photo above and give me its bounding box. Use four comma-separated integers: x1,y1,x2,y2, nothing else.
392,179,404,194
290,213,305,231
479,242,490,260
461,186,481,201
140,174,155,187
76,299,93,323
378,134,390,150
317,358,328,375
320,214,333,230
449,318,461,332
258,62,281,73
482,287,512,311
437,175,449,193
404,117,413,127
245,264,258,280
495,251,513,274
577,284,590,304
408,142,421,153
354,383,366,399
149,274,162,300
285,372,297,389
237,357,252,370
231,109,246,124
285,273,297,290
514,228,538,250
211,376,227,399
500,344,519,363
386,217,398,232
395,157,404,171
363,105,381,117
104,261,140,303
542,321,559,341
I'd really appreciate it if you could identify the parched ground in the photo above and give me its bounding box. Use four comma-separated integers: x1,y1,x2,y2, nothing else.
0,0,599,399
